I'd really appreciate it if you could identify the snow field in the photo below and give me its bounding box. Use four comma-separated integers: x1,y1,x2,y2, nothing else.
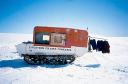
0,33,128,84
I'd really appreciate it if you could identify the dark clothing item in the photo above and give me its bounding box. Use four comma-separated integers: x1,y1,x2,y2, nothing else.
97,40,110,53
89,39,97,50
97,40,103,51
102,41,110,53
88,38,92,52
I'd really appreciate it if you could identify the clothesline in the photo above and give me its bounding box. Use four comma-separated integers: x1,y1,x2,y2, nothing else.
88,36,107,40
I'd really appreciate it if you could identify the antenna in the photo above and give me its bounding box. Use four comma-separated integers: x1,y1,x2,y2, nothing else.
87,27,88,31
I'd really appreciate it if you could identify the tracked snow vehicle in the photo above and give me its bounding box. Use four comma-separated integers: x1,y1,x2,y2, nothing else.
16,26,88,65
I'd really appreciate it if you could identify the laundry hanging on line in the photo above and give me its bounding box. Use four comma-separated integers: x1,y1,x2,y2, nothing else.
88,38,110,53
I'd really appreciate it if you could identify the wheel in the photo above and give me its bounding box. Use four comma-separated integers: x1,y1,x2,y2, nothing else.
48,59,56,65
24,55,41,65
66,55,75,64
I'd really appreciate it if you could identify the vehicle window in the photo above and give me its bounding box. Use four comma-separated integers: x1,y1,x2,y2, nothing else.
35,32,50,44
50,33,66,46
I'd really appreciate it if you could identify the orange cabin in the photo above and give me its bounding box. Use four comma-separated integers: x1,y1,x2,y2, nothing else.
33,26,88,48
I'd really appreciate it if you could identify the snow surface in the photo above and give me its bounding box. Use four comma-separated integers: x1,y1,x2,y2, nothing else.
0,33,128,84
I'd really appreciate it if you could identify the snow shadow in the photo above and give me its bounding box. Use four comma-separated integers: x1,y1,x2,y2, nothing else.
42,64,68,68
0,59,68,68
74,64,101,68
85,64,101,68
0,59,31,68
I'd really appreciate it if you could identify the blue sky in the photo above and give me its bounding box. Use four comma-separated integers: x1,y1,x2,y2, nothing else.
0,0,128,36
